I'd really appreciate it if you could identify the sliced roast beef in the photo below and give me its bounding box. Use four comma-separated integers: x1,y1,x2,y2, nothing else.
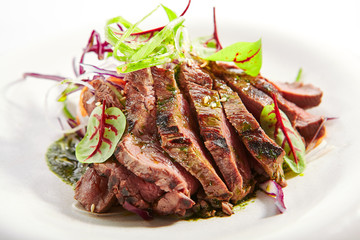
114,68,197,215
152,66,232,204
274,81,323,109
177,61,213,91
115,134,192,195
92,78,123,109
233,73,298,124
213,79,286,187
213,78,260,133
81,76,123,116
74,165,116,213
188,82,252,202
247,75,326,145
293,109,326,146
122,68,157,139
208,62,325,146
218,72,272,120
94,160,163,210
74,159,163,213
177,64,254,202
153,191,195,216
207,62,272,121
76,159,196,216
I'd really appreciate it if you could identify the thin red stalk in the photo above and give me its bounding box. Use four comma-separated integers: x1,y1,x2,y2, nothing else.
272,94,299,164
203,7,222,51
212,7,222,51
306,116,337,151
88,42,113,52
23,72,66,82
325,117,338,121
117,23,124,31
79,30,96,75
67,119,85,138
79,31,113,75
180,0,191,17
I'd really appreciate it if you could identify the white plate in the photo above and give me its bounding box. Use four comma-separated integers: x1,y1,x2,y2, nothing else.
1,1,360,239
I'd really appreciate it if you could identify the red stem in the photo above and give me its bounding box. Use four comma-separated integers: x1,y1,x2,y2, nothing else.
23,72,66,81
212,7,222,51
180,0,191,17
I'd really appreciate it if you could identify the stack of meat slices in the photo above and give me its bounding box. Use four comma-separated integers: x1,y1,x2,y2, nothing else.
74,60,325,218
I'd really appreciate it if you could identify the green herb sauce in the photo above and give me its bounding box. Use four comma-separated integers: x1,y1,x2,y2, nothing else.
46,134,87,187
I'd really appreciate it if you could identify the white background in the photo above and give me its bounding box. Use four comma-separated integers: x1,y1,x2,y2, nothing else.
0,1,360,240
1,0,360,58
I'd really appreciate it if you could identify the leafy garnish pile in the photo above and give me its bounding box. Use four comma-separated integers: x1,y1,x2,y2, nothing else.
104,3,262,76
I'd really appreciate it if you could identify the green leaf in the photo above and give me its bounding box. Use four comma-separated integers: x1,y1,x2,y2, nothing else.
75,104,126,163
205,39,262,76
260,104,306,174
46,134,87,186
161,4,178,21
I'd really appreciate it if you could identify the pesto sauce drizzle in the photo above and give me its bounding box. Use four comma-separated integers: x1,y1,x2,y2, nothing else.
45,134,87,187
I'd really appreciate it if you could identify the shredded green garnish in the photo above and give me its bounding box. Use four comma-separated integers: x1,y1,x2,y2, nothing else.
295,68,303,82
104,5,262,76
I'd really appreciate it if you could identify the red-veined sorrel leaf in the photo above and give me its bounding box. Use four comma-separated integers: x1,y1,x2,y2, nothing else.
204,39,262,77
260,103,306,174
75,103,126,163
